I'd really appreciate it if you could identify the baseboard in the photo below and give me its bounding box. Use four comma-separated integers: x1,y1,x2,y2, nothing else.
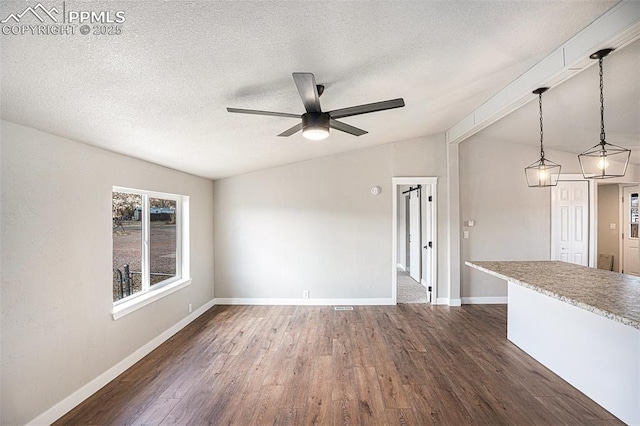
396,263,406,271
435,297,462,306
213,297,395,306
461,296,508,305
27,298,216,426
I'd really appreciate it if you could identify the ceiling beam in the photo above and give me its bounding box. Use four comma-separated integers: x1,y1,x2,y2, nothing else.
445,0,640,145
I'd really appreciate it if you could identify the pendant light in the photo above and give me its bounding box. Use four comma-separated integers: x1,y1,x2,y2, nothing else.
525,87,561,187
578,48,630,179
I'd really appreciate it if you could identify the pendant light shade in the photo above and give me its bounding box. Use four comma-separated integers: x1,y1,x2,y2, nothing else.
578,141,630,178
525,87,561,187
578,48,631,179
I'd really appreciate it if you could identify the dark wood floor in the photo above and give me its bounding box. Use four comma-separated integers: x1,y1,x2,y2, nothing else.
55,304,622,425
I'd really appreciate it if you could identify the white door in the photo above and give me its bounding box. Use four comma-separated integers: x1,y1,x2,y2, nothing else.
552,181,589,265
623,187,639,276
408,189,421,282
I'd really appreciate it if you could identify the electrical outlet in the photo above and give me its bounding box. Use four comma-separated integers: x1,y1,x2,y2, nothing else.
188,303,193,313
463,231,469,239
303,290,309,299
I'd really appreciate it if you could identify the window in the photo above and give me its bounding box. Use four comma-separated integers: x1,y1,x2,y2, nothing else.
112,187,190,319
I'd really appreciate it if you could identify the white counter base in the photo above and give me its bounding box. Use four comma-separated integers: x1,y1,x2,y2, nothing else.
508,281,639,425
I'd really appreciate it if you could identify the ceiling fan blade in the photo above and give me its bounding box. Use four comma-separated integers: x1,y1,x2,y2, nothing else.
278,123,303,137
328,98,405,119
227,107,300,119
292,73,321,113
330,119,368,136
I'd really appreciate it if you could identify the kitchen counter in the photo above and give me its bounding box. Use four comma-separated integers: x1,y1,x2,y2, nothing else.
466,260,640,425
466,260,640,330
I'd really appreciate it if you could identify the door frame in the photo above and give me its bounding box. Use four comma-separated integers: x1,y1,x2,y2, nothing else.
552,174,597,267
392,177,438,304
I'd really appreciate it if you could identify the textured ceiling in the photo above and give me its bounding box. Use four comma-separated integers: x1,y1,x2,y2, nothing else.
0,0,619,179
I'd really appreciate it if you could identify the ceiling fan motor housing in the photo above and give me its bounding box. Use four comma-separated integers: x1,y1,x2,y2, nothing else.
302,112,330,139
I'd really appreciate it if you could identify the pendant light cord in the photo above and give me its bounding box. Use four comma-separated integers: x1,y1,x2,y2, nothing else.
539,92,545,159
599,57,606,144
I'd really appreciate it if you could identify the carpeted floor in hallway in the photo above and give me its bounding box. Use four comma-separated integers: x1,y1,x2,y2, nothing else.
397,269,428,303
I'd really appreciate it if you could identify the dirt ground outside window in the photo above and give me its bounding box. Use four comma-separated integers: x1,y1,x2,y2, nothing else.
112,221,177,301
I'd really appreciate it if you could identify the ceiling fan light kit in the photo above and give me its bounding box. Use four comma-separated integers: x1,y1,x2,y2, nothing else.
578,48,631,179
301,112,330,140
525,87,561,187
227,72,405,140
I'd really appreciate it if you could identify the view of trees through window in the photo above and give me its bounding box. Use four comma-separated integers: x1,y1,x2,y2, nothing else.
112,191,178,302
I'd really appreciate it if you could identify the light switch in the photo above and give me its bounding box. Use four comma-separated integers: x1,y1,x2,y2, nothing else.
610,223,617,230
463,231,469,239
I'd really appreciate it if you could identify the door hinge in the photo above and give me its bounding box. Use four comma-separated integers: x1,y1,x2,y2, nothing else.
428,286,432,292
428,196,433,202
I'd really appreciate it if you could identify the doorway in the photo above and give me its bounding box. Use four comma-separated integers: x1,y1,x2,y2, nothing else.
597,183,621,272
392,177,438,304
551,176,640,272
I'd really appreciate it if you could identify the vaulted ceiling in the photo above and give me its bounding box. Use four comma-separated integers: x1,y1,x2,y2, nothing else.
0,0,627,179
478,38,640,162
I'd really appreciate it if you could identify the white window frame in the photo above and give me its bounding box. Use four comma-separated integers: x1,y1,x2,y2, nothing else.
112,186,191,320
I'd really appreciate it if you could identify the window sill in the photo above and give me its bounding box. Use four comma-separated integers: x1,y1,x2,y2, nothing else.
112,277,192,320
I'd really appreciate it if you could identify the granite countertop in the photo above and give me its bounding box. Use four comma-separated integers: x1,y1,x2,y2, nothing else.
466,260,640,330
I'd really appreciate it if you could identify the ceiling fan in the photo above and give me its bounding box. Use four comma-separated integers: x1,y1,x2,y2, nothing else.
227,73,405,140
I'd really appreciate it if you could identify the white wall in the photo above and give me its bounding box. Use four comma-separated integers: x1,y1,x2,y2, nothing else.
459,135,639,299
213,134,449,302
460,137,547,298
0,121,215,425
598,184,620,271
